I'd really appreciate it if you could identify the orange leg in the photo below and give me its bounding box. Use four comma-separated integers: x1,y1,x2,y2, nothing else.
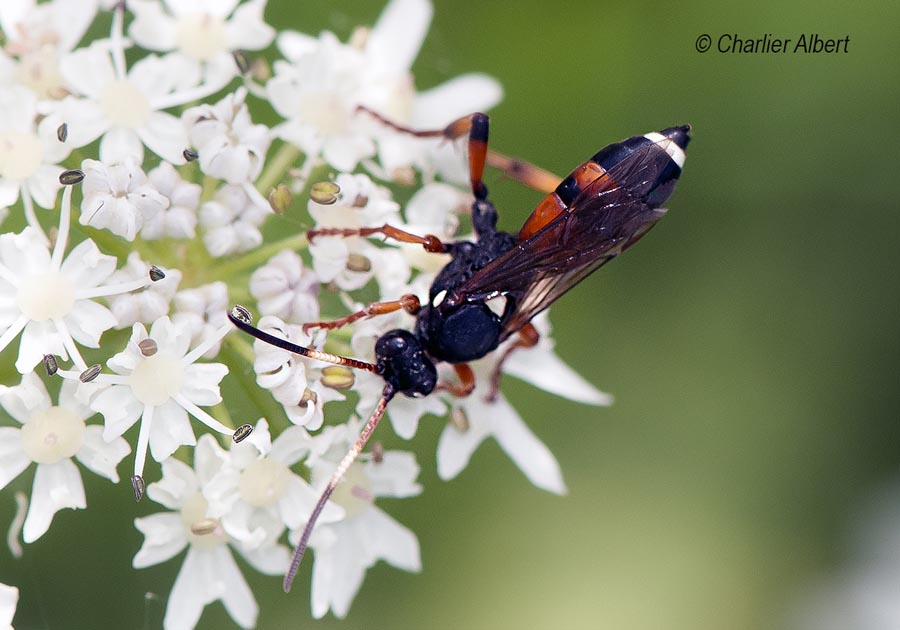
487,323,540,402
307,223,447,254
303,294,421,333
357,106,562,198
437,363,476,398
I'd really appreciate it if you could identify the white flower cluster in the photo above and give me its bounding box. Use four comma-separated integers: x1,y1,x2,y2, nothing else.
0,0,610,628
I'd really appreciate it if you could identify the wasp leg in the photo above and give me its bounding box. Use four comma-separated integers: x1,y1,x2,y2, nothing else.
487,323,540,402
303,294,421,333
357,106,562,195
307,224,447,253
436,363,476,398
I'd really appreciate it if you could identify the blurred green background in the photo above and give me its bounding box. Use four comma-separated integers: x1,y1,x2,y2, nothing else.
4,0,900,628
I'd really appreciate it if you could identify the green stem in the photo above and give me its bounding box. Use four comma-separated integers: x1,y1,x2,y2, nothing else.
256,143,301,194
214,232,308,278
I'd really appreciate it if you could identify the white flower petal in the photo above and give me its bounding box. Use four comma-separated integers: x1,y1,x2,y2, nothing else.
435,413,491,482
0,582,18,628
0,428,29,491
164,546,257,630
94,386,143,441
24,459,86,542
75,425,130,482
26,164,64,209
363,505,421,572
149,400,195,463
147,457,198,509
491,395,567,495
504,345,613,405
133,512,187,567
366,0,432,74
128,0,178,51
99,126,144,164
138,111,188,164
413,73,503,126
365,451,422,498
233,541,290,576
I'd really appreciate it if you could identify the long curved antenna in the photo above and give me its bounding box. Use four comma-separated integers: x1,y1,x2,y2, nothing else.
283,385,396,592
228,305,379,373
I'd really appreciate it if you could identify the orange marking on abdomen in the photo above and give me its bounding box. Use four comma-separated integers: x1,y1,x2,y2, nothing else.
518,193,567,240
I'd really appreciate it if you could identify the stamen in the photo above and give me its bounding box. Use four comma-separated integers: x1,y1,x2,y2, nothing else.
75,276,153,300
183,148,199,162
149,266,166,282
79,364,102,383
43,354,58,376
131,475,146,502
267,183,291,214
50,185,73,271
321,366,355,390
173,393,234,436
450,407,470,432
59,169,84,186
57,123,68,143
232,424,254,443
345,254,372,272
191,518,219,536
55,317,89,371
310,181,340,205
232,50,251,75
138,339,158,357
181,321,232,365
133,406,154,487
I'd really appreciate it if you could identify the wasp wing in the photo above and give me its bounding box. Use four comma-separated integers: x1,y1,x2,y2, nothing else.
448,141,673,341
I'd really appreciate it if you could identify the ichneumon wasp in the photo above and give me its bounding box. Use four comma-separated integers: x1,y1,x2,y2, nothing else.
229,108,691,591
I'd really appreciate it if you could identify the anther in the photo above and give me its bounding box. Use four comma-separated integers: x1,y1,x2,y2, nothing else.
321,366,355,390
232,49,251,75
79,364,102,383
59,169,85,185
183,148,198,162
298,388,318,408
149,266,166,282
232,424,254,443
230,305,252,324
131,475,146,502
345,254,372,272
371,442,384,464
42,354,58,377
138,339,158,357
268,183,292,214
191,519,218,536
450,407,469,432
352,194,368,208
310,181,340,205
57,123,68,143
